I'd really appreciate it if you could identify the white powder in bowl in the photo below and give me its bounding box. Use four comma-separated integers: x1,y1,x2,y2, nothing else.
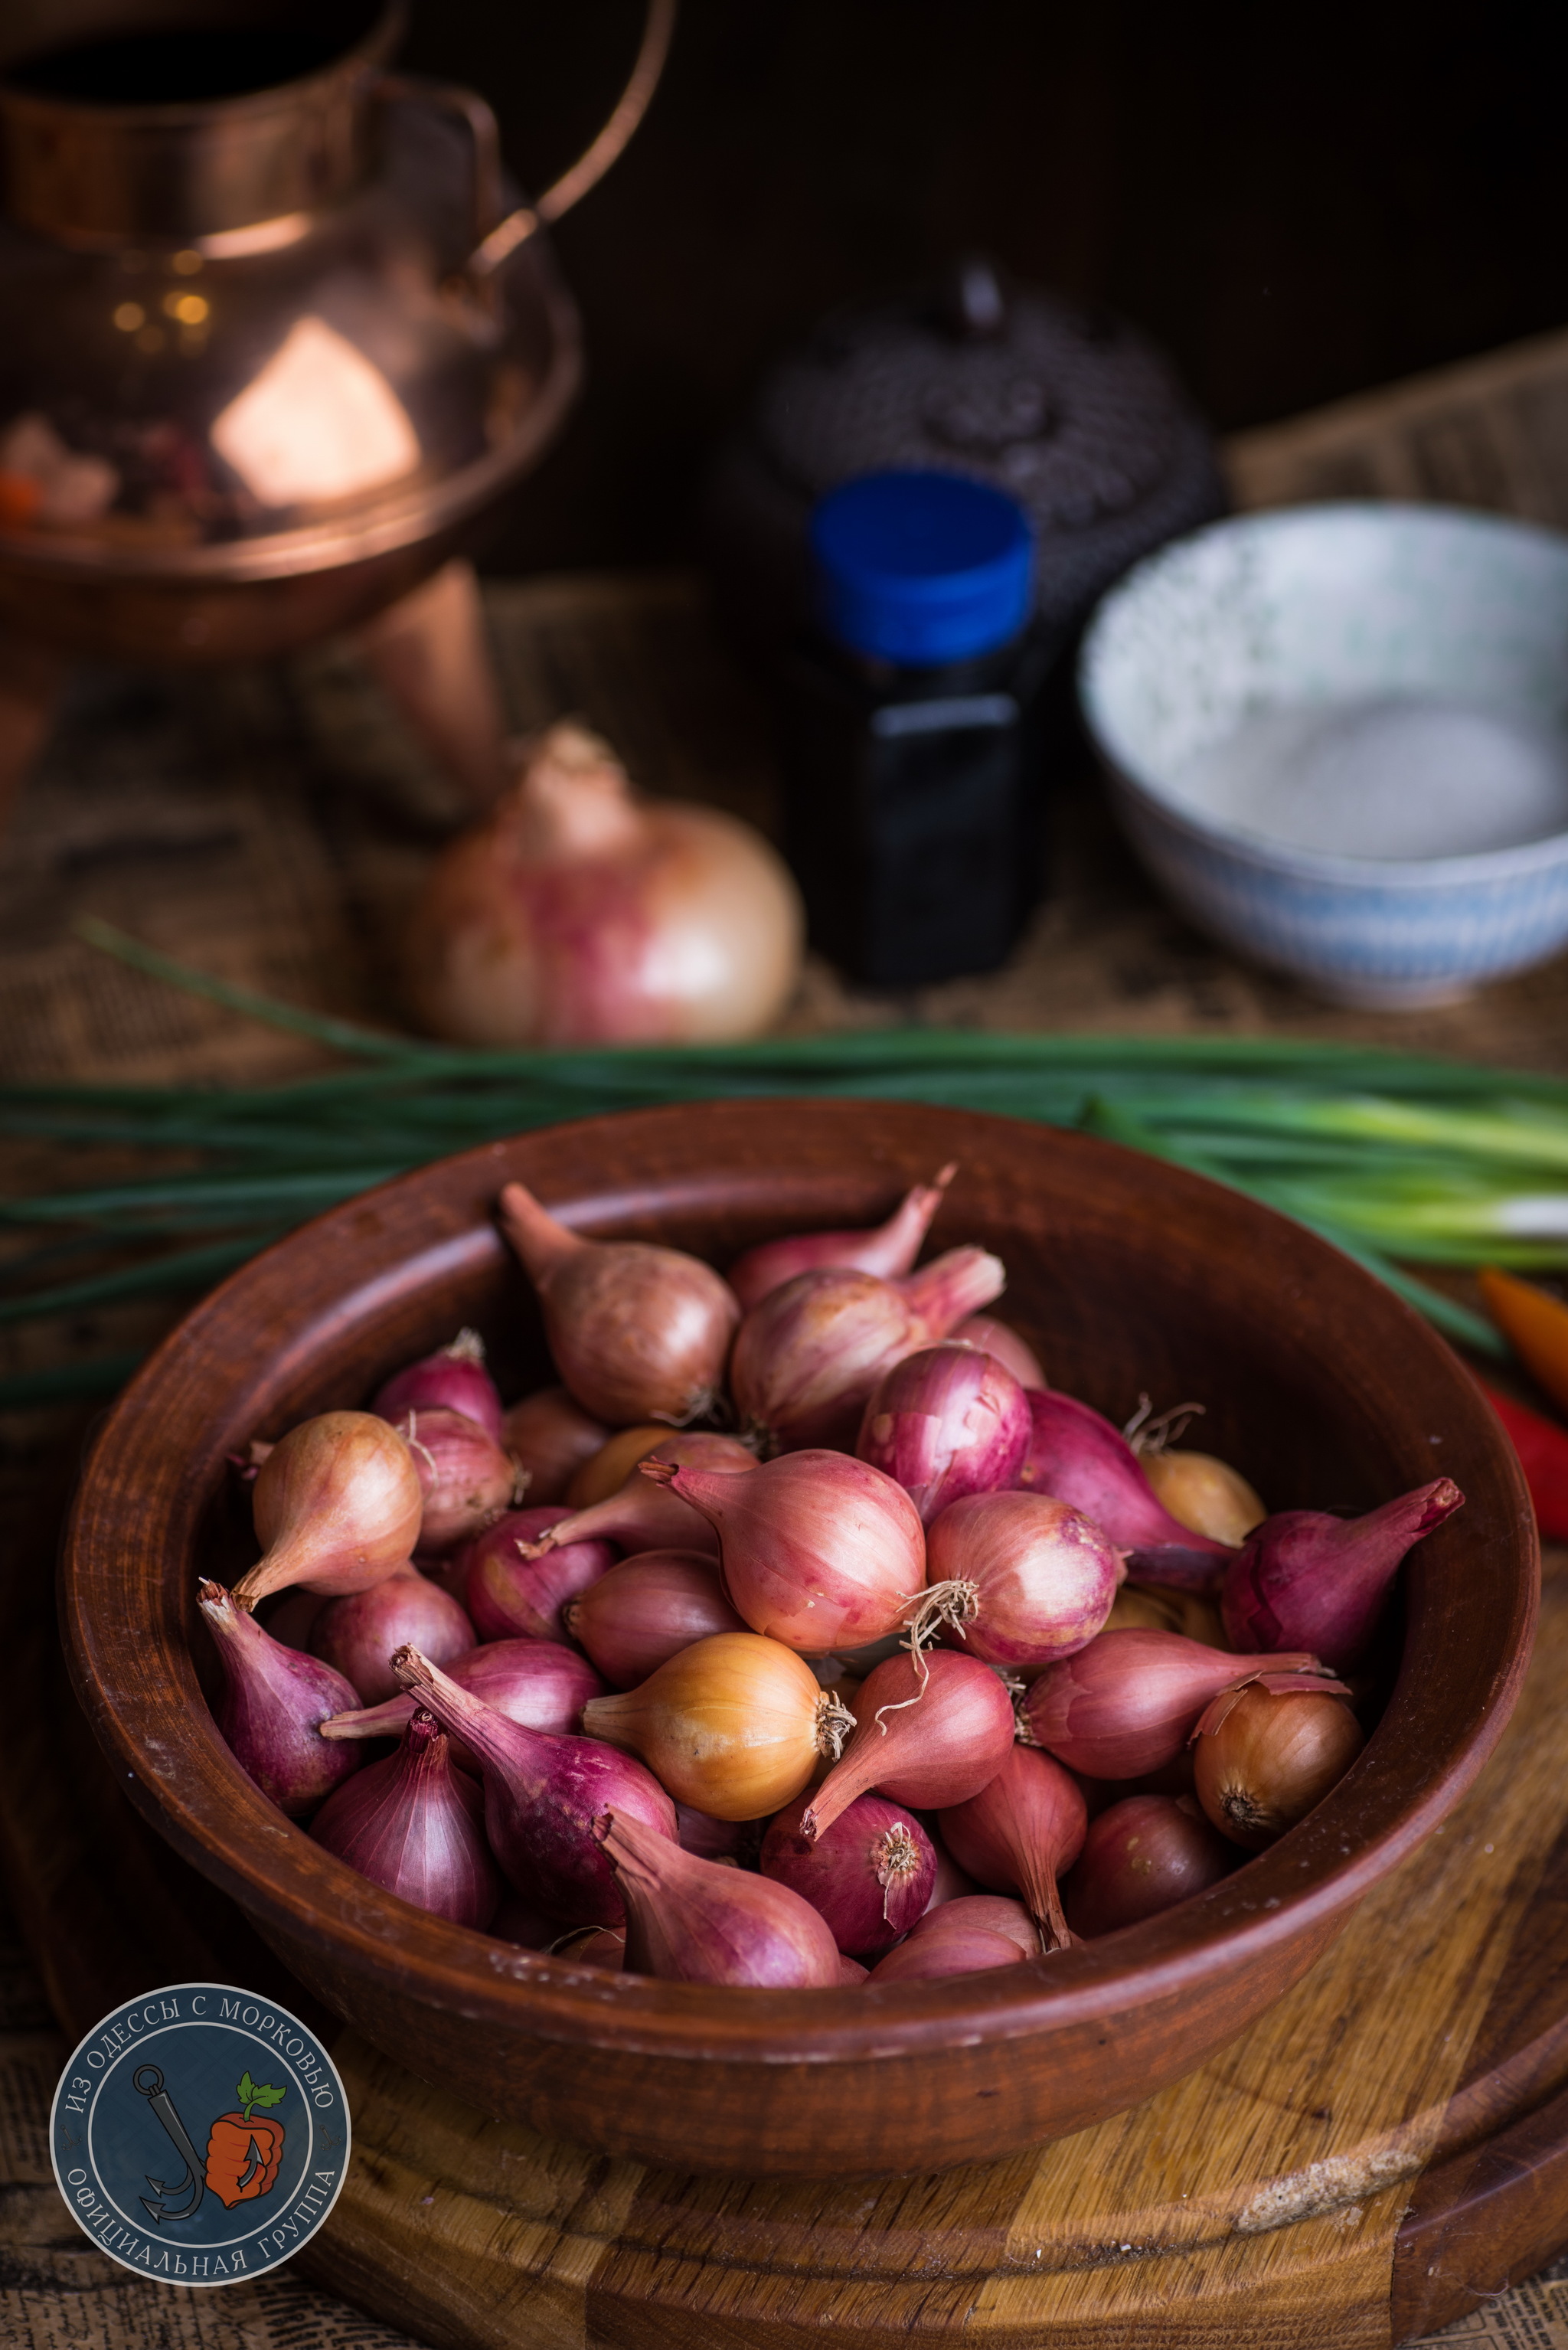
1165,696,1568,861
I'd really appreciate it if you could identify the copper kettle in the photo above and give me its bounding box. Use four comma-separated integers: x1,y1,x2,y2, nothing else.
0,0,674,668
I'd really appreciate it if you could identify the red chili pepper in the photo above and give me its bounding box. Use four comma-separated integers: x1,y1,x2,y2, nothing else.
1479,1381,1568,1541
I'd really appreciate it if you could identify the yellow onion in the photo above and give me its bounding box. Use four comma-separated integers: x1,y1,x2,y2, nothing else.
409,721,804,1046
566,1423,671,1508
1191,1675,1362,1849
499,1180,740,1427
1105,1582,1227,1648
582,1632,854,1821
235,1411,423,1607
1143,1450,1266,1547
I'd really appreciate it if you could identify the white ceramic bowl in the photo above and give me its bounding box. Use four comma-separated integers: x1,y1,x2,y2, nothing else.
1078,503,1568,1007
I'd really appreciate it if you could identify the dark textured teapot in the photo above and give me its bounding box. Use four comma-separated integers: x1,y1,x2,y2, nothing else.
0,0,672,665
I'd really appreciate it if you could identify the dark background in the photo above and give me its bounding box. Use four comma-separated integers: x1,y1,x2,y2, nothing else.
399,0,1568,577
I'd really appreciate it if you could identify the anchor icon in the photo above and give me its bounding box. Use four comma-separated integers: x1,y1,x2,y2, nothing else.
132,2064,206,2224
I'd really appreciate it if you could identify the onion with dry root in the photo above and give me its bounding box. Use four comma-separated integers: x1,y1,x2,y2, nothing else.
760,1792,936,1957
730,1247,1007,1455
396,1405,520,1555
498,1178,741,1427
803,1649,1018,1841
1191,1675,1362,1848
916,1490,1122,1672
1016,1391,1235,1590
725,1165,956,1309
642,1450,926,1653
410,721,804,1048
235,1411,424,1606
582,1632,854,1821
596,1806,842,1988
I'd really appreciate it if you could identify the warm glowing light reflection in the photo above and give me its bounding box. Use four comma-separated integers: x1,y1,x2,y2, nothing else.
211,318,420,508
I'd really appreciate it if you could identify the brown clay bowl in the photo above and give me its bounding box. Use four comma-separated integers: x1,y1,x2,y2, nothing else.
61,1100,1537,2178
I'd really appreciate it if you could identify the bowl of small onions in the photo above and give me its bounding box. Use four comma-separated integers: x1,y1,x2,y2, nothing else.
61,1100,1536,2179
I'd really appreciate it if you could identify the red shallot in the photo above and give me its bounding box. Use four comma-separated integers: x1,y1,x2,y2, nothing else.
393,1646,675,1927
311,1711,501,1929
309,1566,474,1704
396,1405,519,1555
410,720,804,1048
596,1806,841,1988
939,1744,1087,1950
675,1803,755,1864
917,1490,1121,1671
523,1432,756,1560
1221,1478,1464,1667
320,1637,604,1762
1062,1794,1234,1937
951,1315,1046,1391
502,1386,609,1505
1015,1391,1235,1590
498,1178,740,1427
868,1897,1034,1983
373,1329,504,1443
643,1450,925,1652
725,1165,956,1310
583,1632,855,1820
460,1506,615,1643
197,1579,361,1816
760,1792,936,1957
564,1551,745,1688
1022,1629,1328,1780
857,1343,1031,1524
235,1410,424,1606
1191,1675,1361,1848
730,1247,1007,1455
803,1650,1018,1841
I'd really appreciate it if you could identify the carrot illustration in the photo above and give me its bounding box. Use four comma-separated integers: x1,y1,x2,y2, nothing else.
204,2072,286,2208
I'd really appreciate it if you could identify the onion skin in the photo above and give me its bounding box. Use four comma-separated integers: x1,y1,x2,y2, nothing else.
951,1314,1046,1391
397,1405,519,1555
1015,1391,1235,1590
647,1451,926,1653
498,1177,741,1427
554,1925,627,1970
237,1411,424,1606
803,1650,1018,1841
1221,1478,1465,1668
459,1506,615,1644
1192,1678,1364,1849
582,1631,848,1821
858,1344,1031,1525
922,1490,1121,1671
1143,1450,1266,1548
502,1387,609,1506
527,1433,756,1561
726,1165,956,1310
197,1579,362,1817
309,1566,474,1704
939,1745,1087,1950
394,1646,675,1927
868,1897,1034,1983
373,1330,504,1444
311,1712,501,1929
565,1551,745,1688
410,720,804,1048
1022,1629,1325,1780
1063,1793,1235,1937
319,1636,605,1764
760,1793,936,1957
730,1247,1006,1455
597,1805,842,1988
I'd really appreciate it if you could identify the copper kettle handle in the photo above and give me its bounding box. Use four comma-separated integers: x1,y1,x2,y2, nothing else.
471,0,678,276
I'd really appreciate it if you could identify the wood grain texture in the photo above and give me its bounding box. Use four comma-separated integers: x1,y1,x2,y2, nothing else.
57,1101,1536,2182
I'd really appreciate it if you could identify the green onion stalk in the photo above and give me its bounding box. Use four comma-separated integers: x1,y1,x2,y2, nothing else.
2,918,1566,1401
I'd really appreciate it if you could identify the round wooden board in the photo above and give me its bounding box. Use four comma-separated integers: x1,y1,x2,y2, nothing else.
6,1447,1567,2350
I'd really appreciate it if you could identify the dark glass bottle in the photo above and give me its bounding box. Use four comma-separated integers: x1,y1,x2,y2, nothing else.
776,469,1058,988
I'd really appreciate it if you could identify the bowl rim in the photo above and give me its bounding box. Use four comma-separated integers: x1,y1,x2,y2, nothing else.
60,1099,1538,2066
1078,499,1568,889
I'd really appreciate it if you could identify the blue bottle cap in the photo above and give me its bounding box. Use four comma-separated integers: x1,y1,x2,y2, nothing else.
810,469,1034,667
